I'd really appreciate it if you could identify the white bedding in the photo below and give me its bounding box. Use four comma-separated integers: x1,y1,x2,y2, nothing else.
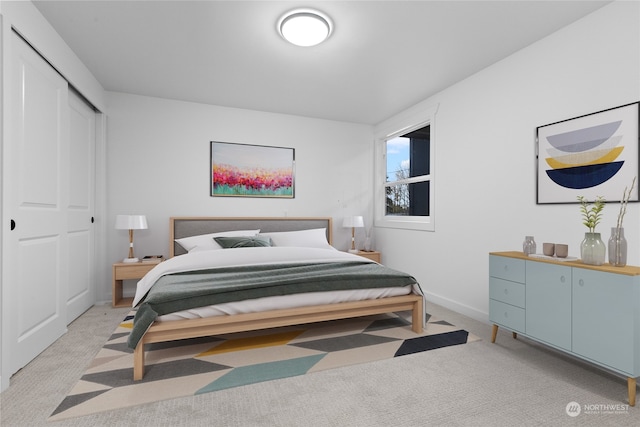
135,245,423,325
133,246,378,307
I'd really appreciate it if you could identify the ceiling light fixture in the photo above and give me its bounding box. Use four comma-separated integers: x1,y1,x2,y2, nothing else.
278,9,333,47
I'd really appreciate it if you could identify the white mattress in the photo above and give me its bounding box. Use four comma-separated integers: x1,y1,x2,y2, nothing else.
157,286,412,321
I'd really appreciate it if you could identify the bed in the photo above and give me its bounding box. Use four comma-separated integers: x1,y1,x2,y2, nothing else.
129,217,424,380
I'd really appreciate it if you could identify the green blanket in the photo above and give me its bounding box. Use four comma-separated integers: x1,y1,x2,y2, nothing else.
127,261,417,348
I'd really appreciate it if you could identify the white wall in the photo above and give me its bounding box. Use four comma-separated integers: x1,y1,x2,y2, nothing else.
375,1,640,321
104,92,373,301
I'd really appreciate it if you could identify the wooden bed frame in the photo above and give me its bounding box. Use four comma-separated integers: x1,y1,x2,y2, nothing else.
133,217,424,380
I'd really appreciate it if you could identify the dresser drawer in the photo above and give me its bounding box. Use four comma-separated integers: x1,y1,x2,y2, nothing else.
489,255,525,283
489,277,525,308
489,299,525,333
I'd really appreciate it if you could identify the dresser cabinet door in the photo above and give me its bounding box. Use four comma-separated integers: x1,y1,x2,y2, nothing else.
572,269,636,375
525,261,572,351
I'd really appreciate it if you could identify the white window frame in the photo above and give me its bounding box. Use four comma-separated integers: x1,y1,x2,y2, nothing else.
374,103,438,231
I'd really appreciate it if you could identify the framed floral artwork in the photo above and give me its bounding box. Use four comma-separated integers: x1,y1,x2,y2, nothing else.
536,102,639,204
210,141,295,198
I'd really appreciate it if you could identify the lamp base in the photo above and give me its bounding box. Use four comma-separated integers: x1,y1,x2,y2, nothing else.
348,249,358,254
122,257,139,263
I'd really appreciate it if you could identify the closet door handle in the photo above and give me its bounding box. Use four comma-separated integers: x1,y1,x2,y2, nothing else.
11,219,16,230
91,217,95,223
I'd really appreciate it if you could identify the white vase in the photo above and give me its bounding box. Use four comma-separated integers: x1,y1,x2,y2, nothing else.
580,232,606,266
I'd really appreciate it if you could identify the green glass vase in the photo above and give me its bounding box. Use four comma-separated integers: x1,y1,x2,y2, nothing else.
580,232,606,266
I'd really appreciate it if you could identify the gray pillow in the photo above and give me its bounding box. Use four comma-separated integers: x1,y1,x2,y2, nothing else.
213,235,272,248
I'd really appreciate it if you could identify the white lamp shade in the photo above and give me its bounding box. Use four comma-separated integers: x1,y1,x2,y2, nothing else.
342,216,364,228
115,215,148,230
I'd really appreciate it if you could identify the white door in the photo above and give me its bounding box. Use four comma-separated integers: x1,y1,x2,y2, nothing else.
5,33,69,375
66,91,96,323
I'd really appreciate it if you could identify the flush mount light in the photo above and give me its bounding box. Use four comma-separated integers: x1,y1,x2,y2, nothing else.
278,9,333,47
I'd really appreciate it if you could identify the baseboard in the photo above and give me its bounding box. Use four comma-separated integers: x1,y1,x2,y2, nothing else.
0,373,8,393
94,300,113,307
423,291,489,324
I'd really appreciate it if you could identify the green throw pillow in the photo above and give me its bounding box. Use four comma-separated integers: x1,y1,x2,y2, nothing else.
213,236,272,248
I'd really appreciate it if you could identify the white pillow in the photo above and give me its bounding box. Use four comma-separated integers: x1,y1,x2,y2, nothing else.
175,229,260,253
260,228,334,250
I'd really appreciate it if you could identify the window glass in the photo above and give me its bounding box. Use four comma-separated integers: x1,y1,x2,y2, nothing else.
385,181,430,216
384,125,430,217
386,136,409,183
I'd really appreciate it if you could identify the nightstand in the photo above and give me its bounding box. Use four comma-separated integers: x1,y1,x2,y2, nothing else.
112,262,157,307
355,250,381,263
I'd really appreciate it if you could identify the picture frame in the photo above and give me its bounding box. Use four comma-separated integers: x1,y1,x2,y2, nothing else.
210,141,295,198
536,102,639,204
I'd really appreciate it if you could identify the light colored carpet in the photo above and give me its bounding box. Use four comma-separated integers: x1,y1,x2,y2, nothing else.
1,302,638,426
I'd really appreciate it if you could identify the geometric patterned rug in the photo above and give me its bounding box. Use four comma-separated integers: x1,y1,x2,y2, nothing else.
49,310,479,421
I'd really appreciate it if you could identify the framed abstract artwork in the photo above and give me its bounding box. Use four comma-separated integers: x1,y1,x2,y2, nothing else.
536,102,639,204
210,141,295,198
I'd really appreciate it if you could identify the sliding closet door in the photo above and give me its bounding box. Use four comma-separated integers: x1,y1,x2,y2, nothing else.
66,91,96,323
6,32,69,375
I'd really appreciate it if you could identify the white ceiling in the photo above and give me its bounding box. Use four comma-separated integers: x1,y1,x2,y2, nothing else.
33,0,610,125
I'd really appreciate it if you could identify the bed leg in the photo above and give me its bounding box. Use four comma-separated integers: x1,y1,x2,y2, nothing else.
133,341,145,381
412,297,424,333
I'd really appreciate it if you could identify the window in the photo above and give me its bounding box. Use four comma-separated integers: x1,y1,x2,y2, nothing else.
374,104,437,231
385,126,430,216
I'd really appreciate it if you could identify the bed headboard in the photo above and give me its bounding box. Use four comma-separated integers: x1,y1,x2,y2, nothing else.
169,217,333,257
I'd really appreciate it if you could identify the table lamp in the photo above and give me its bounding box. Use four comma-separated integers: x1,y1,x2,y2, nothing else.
343,216,364,253
115,214,148,263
